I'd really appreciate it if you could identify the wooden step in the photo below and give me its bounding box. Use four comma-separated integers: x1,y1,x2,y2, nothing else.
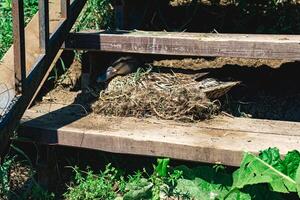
64,31,300,60
20,103,300,166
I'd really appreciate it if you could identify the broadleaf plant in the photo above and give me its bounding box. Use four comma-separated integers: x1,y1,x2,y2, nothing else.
226,148,300,199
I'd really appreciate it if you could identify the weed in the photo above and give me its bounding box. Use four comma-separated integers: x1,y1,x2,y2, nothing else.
63,158,190,200
64,164,120,200
0,156,14,198
74,0,113,32
47,58,69,86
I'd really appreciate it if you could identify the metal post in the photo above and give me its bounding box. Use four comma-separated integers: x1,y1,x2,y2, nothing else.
12,0,26,94
39,0,50,54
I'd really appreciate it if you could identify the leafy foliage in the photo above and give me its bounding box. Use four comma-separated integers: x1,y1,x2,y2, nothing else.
231,153,297,194
64,150,300,199
228,148,300,199
0,157,14,197
174,165,254,200
235,0,300,34
30,184,55,200
64,164,120,200
154,158,170,177
74,0,113,31
0,145,54,200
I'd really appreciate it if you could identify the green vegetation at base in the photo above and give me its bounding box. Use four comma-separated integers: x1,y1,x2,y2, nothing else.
64,148,300,200
0,145,54,200
0,0,38,60
74,0,113,32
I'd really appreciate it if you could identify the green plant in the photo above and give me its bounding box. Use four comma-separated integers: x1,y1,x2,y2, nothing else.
121,158,187,200
0,156,14,198
63,152,300,200
0,142,55,200
47,58,68,86
74,0,113,31
64,164,120,200
226,148,300,198
30,184,55,200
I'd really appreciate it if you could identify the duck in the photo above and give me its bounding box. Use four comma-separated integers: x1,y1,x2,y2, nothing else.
96,56,139,83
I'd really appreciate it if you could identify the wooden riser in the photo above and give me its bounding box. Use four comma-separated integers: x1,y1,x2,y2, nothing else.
20,103,300,166
64,31,300,60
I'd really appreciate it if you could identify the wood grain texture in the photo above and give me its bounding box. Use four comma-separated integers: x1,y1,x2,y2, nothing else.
20,103,300,166
65,31,300,60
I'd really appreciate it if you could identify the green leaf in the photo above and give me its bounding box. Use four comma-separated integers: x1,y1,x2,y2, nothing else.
282,150,300,180
232,152,298,194
174,165,251,200
154,158,170,177
259,148,285,173
295,164,300,197
123,178,153,200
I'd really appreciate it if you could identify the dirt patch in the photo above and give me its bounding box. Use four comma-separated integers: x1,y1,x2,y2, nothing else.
169,0,236,6
10,162,32,195
169,0,300,6
153,57,286,70
55,60,82,91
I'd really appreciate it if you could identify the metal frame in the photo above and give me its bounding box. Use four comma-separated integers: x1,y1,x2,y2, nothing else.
12,0,26,94
0,0,87,160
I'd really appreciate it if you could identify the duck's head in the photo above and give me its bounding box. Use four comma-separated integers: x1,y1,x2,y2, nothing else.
96,57,138,83
96,66,118,83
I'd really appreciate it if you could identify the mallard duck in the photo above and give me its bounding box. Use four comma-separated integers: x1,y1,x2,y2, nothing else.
96,56,139,83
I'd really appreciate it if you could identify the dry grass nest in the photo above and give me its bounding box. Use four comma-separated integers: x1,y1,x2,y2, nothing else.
92,68,238,122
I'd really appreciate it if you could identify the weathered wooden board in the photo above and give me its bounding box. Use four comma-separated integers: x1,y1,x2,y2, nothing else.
64,31,300,60
19,103,300,166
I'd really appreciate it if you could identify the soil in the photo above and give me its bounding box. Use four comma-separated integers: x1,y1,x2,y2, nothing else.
169,0,300,6
9,162,32,195
0,160,33,200
153,57,286,70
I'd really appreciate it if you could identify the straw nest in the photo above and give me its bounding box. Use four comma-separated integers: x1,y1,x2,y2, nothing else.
92,68,239,122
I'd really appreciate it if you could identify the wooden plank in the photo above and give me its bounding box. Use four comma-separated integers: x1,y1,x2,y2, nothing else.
19,103,300,166
64,31,300,60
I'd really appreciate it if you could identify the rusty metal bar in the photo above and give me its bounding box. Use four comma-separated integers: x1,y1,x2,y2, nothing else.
61,0,70,19
12,0,26,94
39,0,50,54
